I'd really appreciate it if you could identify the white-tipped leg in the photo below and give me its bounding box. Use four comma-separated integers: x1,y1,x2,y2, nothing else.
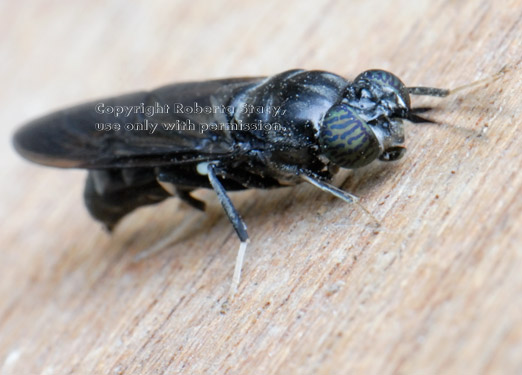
229,240,249,297
207,163,250,299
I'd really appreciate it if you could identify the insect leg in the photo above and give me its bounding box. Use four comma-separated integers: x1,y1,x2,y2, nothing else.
176,189,206,211
156,177,206,212
300,172,380,225
300,173,359,204
207,164,249,296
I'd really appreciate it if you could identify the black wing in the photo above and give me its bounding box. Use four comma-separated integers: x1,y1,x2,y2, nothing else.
14,77,264,169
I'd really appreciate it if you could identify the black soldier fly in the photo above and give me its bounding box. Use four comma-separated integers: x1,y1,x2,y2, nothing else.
14,68,493,294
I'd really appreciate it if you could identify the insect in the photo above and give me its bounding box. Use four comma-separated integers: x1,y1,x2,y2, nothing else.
14,69,455,294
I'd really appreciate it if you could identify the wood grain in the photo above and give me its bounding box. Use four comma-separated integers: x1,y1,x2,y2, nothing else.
1,0,521,374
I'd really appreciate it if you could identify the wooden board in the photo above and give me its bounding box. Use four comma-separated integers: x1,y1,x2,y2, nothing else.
1,0,521,374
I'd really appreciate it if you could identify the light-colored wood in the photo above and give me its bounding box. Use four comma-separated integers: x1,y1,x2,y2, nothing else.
1,0,521,374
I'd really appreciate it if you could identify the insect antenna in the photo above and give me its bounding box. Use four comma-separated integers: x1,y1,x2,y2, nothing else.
406,66,510,125
443,65,509,95
407,65,509,98
407,87,450,97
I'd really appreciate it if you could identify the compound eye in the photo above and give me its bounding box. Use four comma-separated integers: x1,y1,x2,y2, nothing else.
354,69,411,108
379,146,406,161
319,104,381,169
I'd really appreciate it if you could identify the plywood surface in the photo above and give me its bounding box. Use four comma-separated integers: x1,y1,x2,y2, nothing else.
1,0,521,374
